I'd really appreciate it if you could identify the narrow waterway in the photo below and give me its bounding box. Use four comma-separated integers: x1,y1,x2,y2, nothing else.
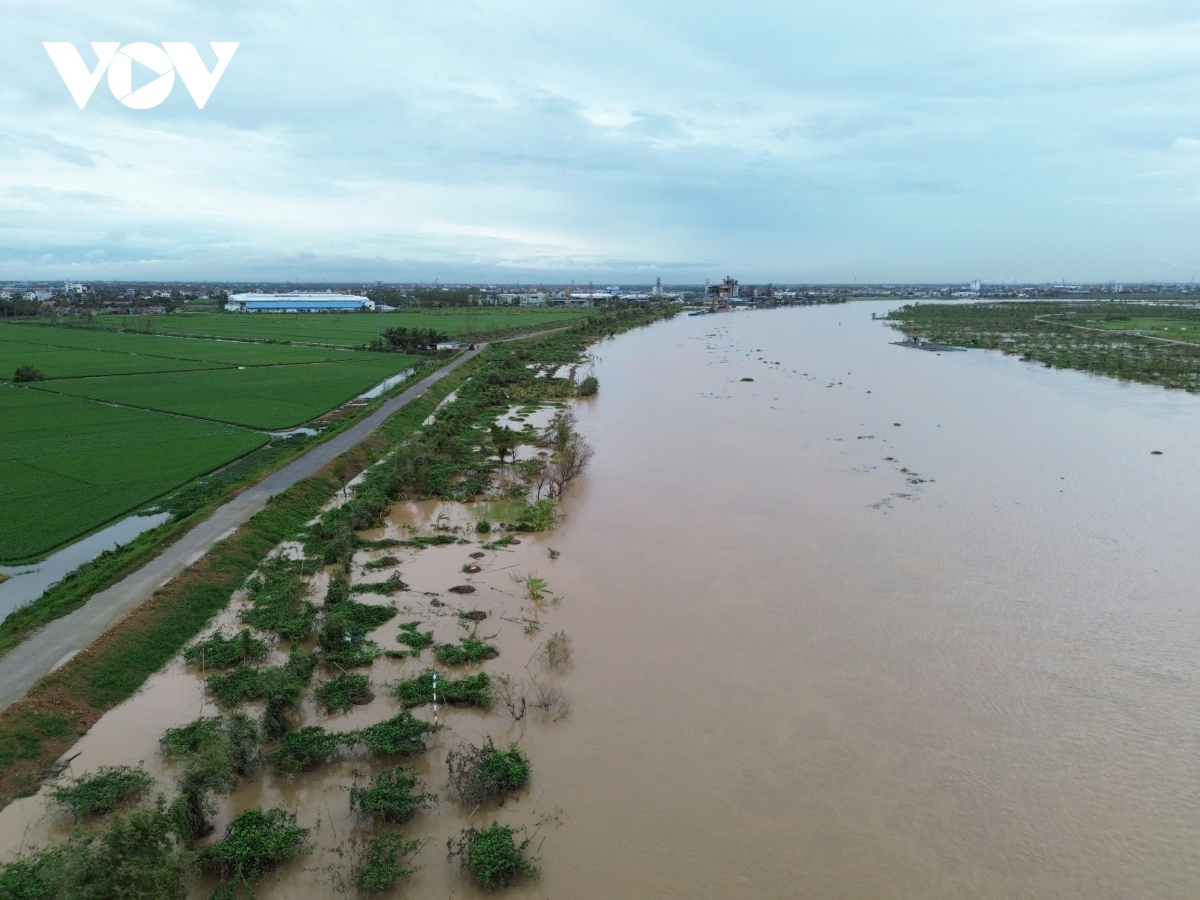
4,301,1200,898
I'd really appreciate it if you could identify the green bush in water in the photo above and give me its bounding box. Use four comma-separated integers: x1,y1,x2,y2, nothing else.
48,765,154,817
354,831,420,892
349,765,433,823
0,797,190,899
448,820,539,889
355,712,438,756
434,637,498,665
314,673,372,713
184,630,268,670
199,806,310,887
392,669,492,708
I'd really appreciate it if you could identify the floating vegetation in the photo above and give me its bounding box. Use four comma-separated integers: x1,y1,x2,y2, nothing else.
395,534,459,549
349,765,434,823
315,673,373,713
392,669,492,709
48,765,154,817
447,821,540,889
183,629,268,670
350,572,408,595
480,535,516,550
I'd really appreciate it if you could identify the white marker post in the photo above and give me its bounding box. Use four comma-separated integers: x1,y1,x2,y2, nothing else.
432,671,439,726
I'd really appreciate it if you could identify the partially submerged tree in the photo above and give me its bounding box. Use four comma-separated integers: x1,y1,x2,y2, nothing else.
542,410,593,499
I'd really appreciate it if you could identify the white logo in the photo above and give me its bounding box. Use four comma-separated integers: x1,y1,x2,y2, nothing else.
43,41,239,109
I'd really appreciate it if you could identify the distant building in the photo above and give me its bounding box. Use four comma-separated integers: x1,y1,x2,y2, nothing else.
227,292,374,313
707,277,739,300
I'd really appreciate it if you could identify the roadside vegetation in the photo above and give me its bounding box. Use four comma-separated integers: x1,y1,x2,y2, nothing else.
0,302,672,890
886,301,1200,392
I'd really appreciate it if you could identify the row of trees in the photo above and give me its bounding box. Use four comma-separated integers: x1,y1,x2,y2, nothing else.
376,326,451,352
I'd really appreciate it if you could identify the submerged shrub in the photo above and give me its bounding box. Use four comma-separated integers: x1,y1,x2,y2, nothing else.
0,797,189,899
354,831,420,892
160,713,259,778
434,637,498,665
392,669,492,709
199,806,309,886
318,601,396,668
355,712,437,756
270,726,346,773
205,667,267,708
325,571,350,606
445,738,530,807
240,556,316,640
576,375,599,397
184,630,268,670
538,631,573,671
447,821,539,890
349,766,433,823
314,673,372,713
395,621,433,652
48,765,154,817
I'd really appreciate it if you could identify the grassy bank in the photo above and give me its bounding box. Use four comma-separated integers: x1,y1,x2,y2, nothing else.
885,301,1200,393
0,304,674,808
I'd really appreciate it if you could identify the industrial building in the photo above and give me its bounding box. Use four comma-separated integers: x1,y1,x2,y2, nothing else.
227,292,374,313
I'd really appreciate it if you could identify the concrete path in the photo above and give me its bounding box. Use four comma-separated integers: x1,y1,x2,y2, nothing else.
0,346,482,710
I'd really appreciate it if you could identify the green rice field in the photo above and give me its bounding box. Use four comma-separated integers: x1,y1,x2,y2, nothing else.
33,307,590,346
0,323,422,561
38,357,420,429
0,386,266,562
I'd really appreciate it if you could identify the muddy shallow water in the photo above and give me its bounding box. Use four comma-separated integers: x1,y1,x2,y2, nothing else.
4,301,1200,898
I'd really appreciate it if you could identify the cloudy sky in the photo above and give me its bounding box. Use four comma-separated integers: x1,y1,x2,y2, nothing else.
3,0,1200,283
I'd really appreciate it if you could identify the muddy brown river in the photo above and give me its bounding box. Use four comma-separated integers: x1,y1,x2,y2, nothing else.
4,300,1200,898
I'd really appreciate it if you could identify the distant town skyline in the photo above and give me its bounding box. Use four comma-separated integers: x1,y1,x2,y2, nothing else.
5,1,1200,283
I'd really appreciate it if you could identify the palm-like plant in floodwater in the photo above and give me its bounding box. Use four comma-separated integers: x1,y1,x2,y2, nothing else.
523,574,548,602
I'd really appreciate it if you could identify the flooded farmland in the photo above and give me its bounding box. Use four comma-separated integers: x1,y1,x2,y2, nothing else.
4,300,1200,898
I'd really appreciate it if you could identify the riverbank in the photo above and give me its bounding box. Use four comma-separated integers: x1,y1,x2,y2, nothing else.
0,305,674,897
886,300,1200,392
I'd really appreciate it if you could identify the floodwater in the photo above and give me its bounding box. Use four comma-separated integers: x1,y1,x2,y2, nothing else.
4,300,1200,898
0,511,170,619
